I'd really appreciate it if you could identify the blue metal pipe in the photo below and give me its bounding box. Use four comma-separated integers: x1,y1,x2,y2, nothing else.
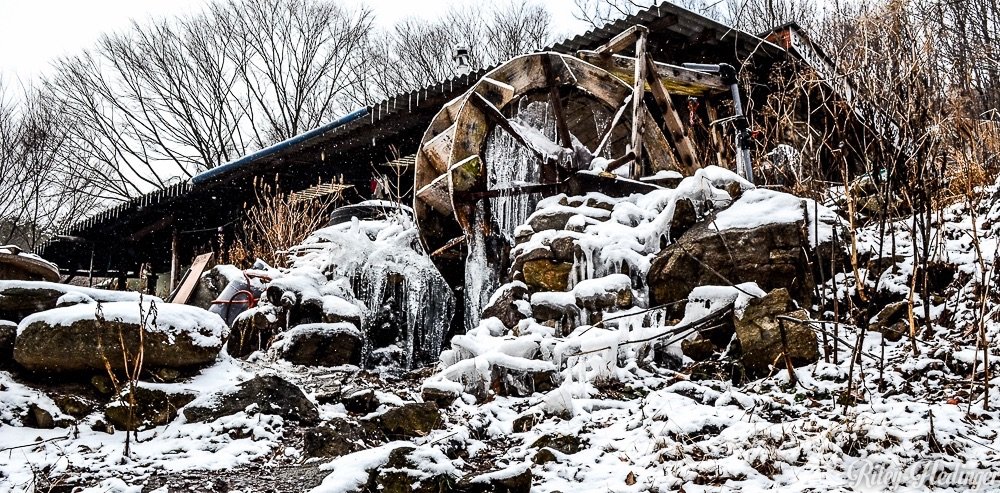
191,107,369,185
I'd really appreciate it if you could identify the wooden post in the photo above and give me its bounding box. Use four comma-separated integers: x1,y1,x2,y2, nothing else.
629,27,649,177
170,228,180,294
644,54,701,174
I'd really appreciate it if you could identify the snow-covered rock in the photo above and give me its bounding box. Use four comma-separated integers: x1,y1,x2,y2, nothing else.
14,300,227,373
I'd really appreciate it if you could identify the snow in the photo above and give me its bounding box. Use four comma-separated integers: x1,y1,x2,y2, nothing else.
310,441,415,493
0,280,150,303
18,299,229,348
5,166,1000,491
276,322,361,345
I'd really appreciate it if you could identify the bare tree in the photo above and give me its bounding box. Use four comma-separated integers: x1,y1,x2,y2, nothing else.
352,1,554,105
0,81,101,250
45,0,373,202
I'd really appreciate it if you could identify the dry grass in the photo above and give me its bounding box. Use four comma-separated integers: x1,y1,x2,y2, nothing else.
228,177,339,268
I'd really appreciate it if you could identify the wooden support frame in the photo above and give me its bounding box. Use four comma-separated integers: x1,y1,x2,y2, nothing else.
629,28,649,177
469,92,546,159
575,51,727,96
644,54,701,174
592,25,649,57
169,228,180,293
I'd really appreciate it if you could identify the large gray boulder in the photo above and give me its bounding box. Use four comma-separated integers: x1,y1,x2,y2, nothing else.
647,218,812,315
14,301,227,373
273,322,362,367
0,281,144,322
734,288,819,375
0,320,15,368
105,384,197,431
183,374,318,424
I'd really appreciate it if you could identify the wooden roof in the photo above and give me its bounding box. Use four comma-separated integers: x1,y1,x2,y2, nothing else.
40,2,790,275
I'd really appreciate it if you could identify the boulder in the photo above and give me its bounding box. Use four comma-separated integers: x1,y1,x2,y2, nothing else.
522,260,572,292
681,337,717,362
529,292,579,323
303,418,383,459
481,282,530,329
25,403,56,429
869,301,908,342
0,281,143,322
228,305,282,358
368,446,454,493
274,322,362,367
734,289,819,375
0,320,14,368
530,433,585,455
342,388,380,414
527,209,577,232
457,466,532,493
374,402,442,439
548,234,581,263
105,385,197,431
421,384,460,409
573,274,632,312
52,393,97,419
670,197,698,239
189,265,241,311
183,374,319,424
14,301,228,374
512,411,544,433
491,362,558,397
647,219,812,315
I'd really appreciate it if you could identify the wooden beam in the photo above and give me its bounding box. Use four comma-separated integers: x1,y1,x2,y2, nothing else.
169,252,213,304
603,151,637,175
644,54,701,174
169,228,180,294
593,94,632,158
630,29,649,177
592,25,649,57
640,105,682,173
128,214,175,242
540,55,573,149
431,235,467,257
468,92,546,159
575,51,727,96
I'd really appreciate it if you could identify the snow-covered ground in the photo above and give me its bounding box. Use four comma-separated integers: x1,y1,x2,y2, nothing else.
2,175,1000,492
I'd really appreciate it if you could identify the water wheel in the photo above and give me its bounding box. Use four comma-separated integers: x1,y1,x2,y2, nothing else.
412,44,728,257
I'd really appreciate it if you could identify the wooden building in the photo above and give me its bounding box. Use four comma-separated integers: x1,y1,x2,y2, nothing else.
41,2,835,290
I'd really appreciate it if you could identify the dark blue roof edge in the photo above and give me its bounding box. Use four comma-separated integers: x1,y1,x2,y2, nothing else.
191,107,369,185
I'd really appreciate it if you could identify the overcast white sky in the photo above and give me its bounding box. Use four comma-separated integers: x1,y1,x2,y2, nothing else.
0,0,592,85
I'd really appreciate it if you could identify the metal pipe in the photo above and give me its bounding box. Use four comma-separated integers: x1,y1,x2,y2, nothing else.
191,107,369,186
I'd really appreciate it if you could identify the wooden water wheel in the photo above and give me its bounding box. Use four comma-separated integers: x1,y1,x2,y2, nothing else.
414,26,730,259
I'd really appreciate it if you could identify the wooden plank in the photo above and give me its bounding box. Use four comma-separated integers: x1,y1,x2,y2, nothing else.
641,105,682,173
431,235,467,257
594,94,632,157
449,154,482,193
592,25,648,56
468,92,546,159
474,77,515,107
416,173,454,215
421,123,457,174
644,54,701,174
705,98,727,168
170,228,180,294
487,54,545,94
170,252,213,305
568,56,631,107
576,51,727,96
630,29,648,176
541,54,573,149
